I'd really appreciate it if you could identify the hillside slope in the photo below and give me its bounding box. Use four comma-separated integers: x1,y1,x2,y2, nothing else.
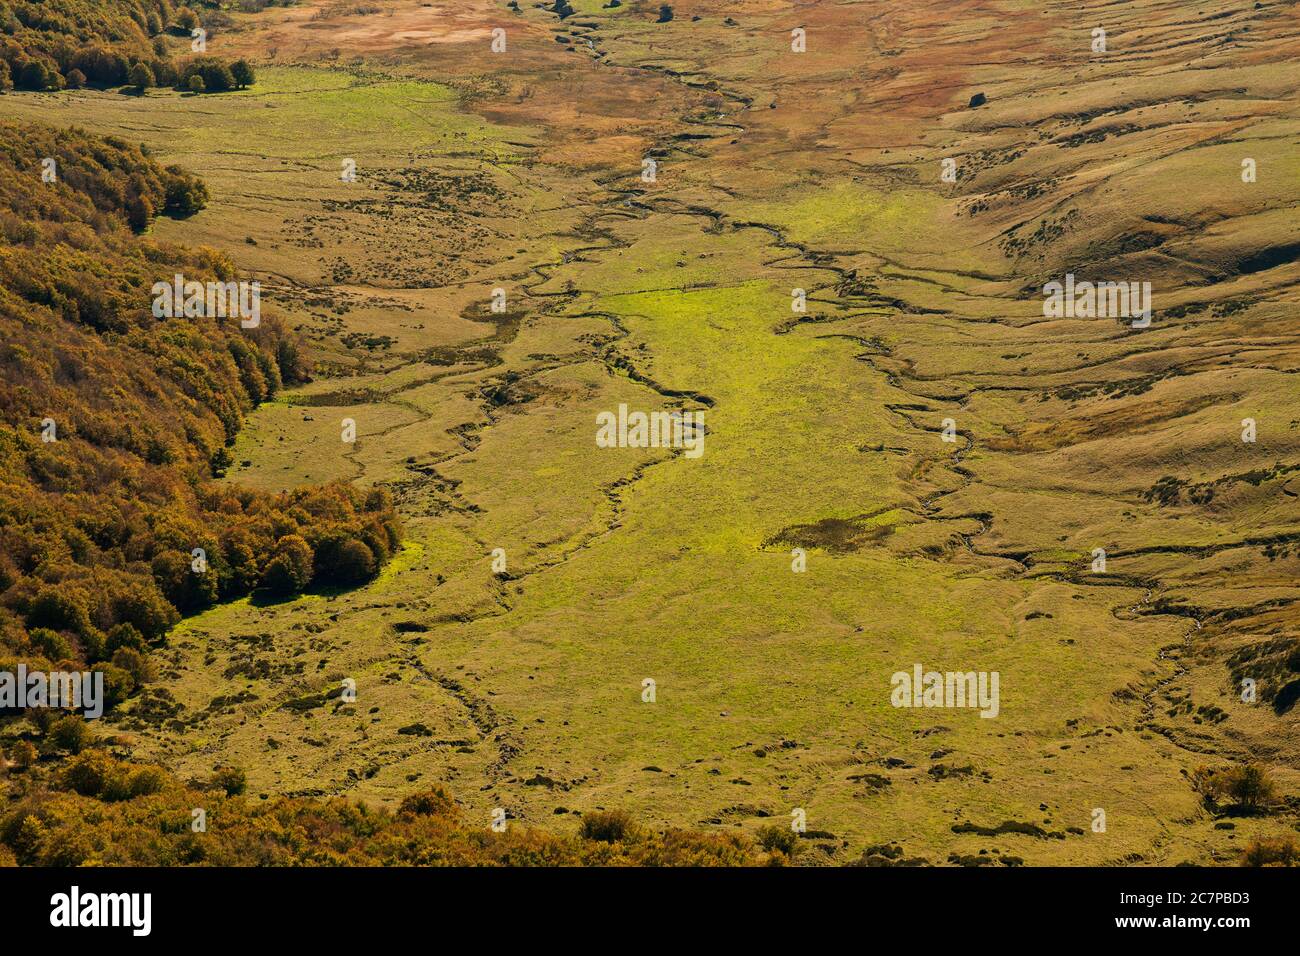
0,0,1295,866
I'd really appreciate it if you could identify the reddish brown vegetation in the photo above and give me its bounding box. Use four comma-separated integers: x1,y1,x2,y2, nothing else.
0,121,400,715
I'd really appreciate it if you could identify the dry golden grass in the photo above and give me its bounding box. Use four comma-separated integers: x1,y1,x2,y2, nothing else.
5,0,1298,865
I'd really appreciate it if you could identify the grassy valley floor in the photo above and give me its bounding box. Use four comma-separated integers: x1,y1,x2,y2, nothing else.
6,0,1298,864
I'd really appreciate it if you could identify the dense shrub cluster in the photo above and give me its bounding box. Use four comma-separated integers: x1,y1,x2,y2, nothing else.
0,121,207,235
1193,763,1278,815
0,481,402,668
0,0,254,94
1241,836,1300,867
0,758,763,866
0,121,401,716
175,55,253,94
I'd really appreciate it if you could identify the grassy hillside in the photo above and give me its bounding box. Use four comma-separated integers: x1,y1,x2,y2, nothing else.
0,0,1297,866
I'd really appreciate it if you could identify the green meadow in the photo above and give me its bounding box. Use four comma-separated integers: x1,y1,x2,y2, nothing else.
9,0,1298,865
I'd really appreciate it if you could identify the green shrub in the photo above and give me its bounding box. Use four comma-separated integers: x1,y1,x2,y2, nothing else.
129,62,154,91
179,58,236,93
210,765,246,796
105,623,146,656
1242,836,1300,867
313,533,377,587
1203,764,1278,814
230,60,254,88
61,750,113,796
49,715,96,754
27,627,72,662
128,766,168,798
17,60,49,91
110,646,155,686
579,809,637,843
259,534,313,596
91,663,135,707
27,588,91,638
163,165,209,215
756,824,800,856
8,741,36,771
398,789,457,819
